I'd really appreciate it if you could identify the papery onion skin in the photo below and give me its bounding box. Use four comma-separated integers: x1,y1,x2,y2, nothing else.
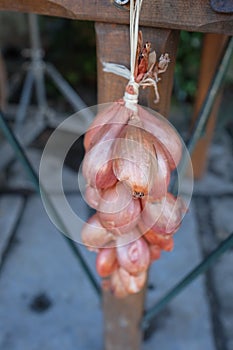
96,248,118,277
81,214,115,250
85,184,102,209
82,138,117,190
149,244,161,261
148,139,171,201
118,267,147,294
113,120,157,198
84,102,121,151
84,119,131,189
114,227,141,246
141,193,185,235
110,267,147,297
110,269,129,298
86,121,126,153
95,159,117,190
98,182,141,235
144,229,174,251
138,220,174,251
84,102,130,151
116,236,150,275
137,105,182,170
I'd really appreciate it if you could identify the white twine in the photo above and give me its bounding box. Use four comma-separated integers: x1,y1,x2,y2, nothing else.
129,0,143,83
102,0,143,111
102,62,130,80
124,89,139,112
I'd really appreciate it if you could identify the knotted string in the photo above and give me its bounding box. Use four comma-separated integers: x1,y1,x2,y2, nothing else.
103,0,143,112
129,0,143,84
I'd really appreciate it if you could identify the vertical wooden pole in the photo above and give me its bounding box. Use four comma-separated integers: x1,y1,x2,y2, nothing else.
191,33,228,178
95,23,179,350
95,23,130,104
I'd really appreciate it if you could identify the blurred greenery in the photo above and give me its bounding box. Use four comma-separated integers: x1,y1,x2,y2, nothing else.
174,31,203,102
41,18,97,88
41,18,204,104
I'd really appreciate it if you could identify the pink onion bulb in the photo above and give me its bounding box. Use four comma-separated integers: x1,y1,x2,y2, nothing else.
138,105,182,170
116,235,150,275
82,137,117,190
81,214,116,250
141,193,186,235
118,267,147,294
98,182,141,235
84,102,130,151
149,244,161,261
148,139,171,201
113,119,158,199
96,248,118,277
85,184,102,209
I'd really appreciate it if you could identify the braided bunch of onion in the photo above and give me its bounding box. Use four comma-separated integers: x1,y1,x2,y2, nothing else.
81,99,186,298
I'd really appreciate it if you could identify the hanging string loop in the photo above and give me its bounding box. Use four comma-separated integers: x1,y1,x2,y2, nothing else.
102,0,170,110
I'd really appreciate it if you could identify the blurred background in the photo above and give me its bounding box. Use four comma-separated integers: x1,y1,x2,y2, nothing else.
0,12,233,350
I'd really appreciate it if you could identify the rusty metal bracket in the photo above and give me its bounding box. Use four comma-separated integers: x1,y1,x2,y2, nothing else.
210,0,233,13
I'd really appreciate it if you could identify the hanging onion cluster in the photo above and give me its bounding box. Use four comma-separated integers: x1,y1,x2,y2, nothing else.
81,100,186,298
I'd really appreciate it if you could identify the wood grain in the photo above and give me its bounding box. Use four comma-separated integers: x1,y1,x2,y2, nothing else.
0,0,233,34
96,23,179,118
102,289,146,350
96,23,146,349
96,23,130,104
191,33,229,178
96,23,178,350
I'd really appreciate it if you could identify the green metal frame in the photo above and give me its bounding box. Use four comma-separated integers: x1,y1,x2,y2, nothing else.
141,231,233,330
0,36,232,335
142,36,233,330
0,110,101,297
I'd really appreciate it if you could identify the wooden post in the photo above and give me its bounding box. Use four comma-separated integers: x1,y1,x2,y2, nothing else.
96,23,179,118
191,33,228,178
95,23,130,104
95,23,179,350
